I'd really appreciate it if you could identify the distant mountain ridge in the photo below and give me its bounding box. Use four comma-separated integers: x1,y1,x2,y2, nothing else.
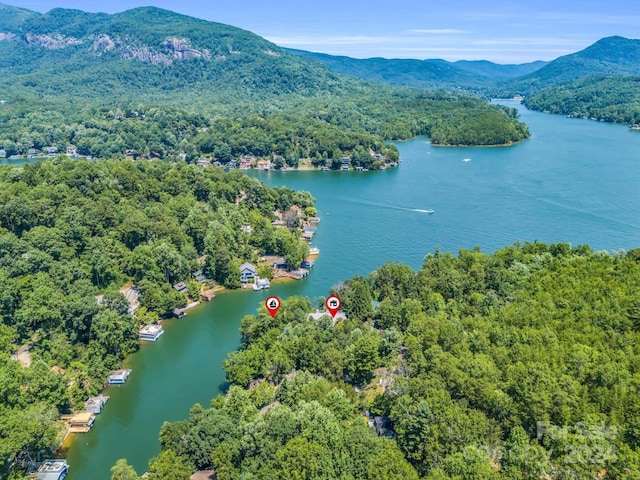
502,36,640,95
287,48,548,89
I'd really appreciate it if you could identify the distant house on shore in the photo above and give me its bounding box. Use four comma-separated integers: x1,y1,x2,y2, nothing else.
0,149,6,158
239,263,257,283
190,471,216,480
192,269,207,283
173,282,188,294
272,257,288,270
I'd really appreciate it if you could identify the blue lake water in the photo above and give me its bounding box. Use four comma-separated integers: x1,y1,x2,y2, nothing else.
63,102,640,478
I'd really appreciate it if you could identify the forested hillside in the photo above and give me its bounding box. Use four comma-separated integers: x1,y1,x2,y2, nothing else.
499,36,640,96
0,3,529,157
131,243,640,479
288,48,547,89
523,75,640,125
0,158,313,473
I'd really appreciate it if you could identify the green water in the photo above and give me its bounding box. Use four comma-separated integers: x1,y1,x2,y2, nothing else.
64,102,640,478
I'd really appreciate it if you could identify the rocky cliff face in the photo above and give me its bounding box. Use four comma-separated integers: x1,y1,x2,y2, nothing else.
19,30,211,65
25,33,83,49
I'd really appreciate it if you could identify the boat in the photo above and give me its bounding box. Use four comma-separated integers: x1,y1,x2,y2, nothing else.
631,125,640,130
463,158,472,162
309,246,320,255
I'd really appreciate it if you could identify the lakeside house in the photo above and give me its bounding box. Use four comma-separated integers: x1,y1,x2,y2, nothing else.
84,395,109,414
192,269,207,283
301,258,314,269
173,282,188,294
35,460,68,480
107,369,132,384
239,262,257,283
272,257,288,270
139,324,164,341
190,471,216,480
308,310,347,323
0,149,6,158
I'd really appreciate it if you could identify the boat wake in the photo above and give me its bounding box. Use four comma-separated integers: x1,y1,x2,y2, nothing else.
342,197,434,214
412,209,435,214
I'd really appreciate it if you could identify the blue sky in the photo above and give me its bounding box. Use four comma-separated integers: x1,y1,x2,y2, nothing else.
4,0,640,63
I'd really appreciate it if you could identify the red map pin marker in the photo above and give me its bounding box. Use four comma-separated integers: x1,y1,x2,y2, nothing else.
325,295,342,319
265,296,281,318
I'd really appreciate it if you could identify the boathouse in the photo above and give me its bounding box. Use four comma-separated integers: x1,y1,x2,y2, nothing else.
84,395,109,414
107,369,132,384
139,324,164,341
68,411,95,432
36,460,68,480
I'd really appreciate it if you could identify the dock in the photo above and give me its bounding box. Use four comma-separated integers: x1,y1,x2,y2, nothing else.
35,460,68,480
139,324,164,341
201,288,216,301
107,369,132,384
173,301,200,317
288,268,309,280
84,395,109,414
68,411,95,433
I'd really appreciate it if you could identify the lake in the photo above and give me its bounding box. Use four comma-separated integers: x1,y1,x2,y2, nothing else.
63,102,640,478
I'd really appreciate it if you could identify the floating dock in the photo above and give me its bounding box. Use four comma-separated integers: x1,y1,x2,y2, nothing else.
139,324,164,341
107,369,132,384
84,395,109,414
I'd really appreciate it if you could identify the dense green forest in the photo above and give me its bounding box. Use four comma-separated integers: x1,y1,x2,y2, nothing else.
0,91,528,167
0,158,313,474
123,243,640,479
0,3,530,158
523,75,640,124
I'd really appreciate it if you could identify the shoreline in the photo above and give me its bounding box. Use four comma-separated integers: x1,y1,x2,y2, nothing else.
431,138,527,148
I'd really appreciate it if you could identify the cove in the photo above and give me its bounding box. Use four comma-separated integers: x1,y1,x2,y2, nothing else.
63,102,640,478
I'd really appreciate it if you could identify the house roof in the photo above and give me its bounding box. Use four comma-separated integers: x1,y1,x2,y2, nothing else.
190,471,217,480
239,262,256,272
173,282,188,291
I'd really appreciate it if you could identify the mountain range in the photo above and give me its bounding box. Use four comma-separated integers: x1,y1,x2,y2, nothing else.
288,49,548,89
1,2,639,101
0,3,352,103
290,36,640,96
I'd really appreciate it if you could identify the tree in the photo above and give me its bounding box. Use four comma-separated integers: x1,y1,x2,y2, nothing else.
148,450,192,480
110,459,139,480
345,334,381,385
